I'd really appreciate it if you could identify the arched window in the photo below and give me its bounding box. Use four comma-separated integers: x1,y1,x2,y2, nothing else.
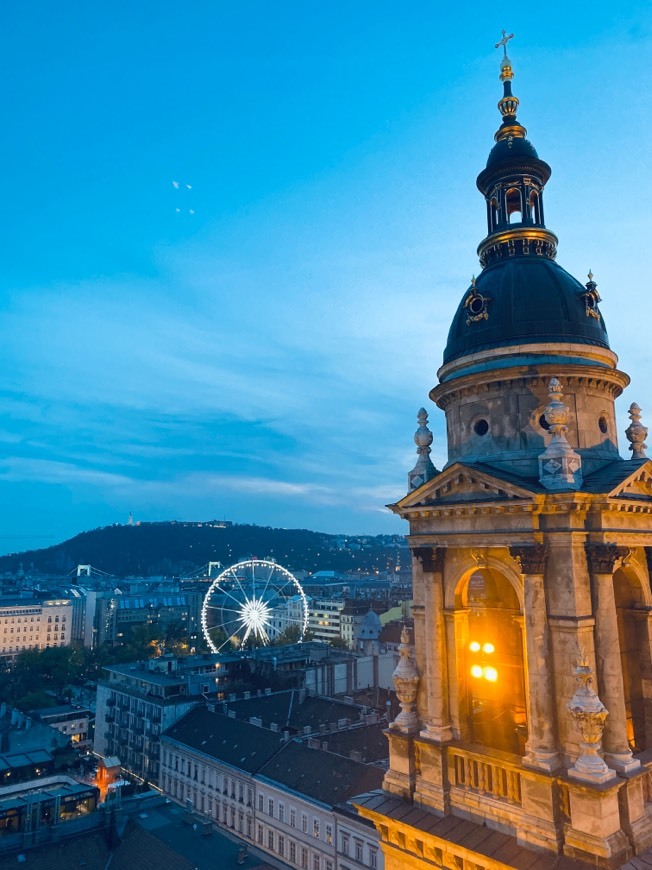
456,569,526,754
613,569,650,752
506,187,522,224
529,191,540,223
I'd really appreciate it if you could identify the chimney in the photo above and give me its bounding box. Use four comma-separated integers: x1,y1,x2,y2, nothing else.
283,730,290,743
270,722,279,732
302,726,311,736
349,750,362,762
264,688,272,696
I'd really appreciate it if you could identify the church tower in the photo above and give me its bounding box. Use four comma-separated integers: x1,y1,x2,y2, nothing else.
355,35,652,869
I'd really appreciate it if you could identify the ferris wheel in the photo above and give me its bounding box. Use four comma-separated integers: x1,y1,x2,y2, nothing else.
201,559,309,652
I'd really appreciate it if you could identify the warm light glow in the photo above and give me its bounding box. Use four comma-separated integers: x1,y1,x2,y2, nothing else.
470,665,484,678
469,641,481,652
482,643,495,654
484,666,498,682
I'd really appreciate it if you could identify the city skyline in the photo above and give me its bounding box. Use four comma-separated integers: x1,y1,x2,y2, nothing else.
2,3,652,555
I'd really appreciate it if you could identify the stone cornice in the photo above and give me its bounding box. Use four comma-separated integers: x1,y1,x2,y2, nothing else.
437,344,620,384
432,367,628,411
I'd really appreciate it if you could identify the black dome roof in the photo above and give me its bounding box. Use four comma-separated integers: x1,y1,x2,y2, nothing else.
443,257,610,364
485,135,539,168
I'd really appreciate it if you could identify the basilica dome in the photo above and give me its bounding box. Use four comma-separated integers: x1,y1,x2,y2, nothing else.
443,256,610,364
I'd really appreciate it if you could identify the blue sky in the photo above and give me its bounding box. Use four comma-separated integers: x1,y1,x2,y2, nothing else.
2,3,652,554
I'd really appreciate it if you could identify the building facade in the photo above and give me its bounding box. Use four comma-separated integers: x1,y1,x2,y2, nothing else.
355,41,652,870
94,653,232,783
161,707,383,870
0,597,73,663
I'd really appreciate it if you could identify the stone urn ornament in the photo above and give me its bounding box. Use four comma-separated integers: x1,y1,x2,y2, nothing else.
391,625,420,733
567,652,615,783
625,403,648,460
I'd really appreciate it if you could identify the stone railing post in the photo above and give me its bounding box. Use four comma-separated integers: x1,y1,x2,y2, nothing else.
585,543,640,773
510,544,561,771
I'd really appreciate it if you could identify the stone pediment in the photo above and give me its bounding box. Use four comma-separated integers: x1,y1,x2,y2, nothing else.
394,462,537,509
608,460,652,501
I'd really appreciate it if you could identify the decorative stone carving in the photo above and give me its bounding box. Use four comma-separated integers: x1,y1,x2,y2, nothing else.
391,625,420,733
509,544,548,575
585,543,628,575
579,271,602,320
408,408,438,491
413,547,444,574
625,403,648,460
567,653,616,783
538,378,583,491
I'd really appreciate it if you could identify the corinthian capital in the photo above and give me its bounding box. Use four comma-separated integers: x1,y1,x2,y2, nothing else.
585,543,629,575
509,544,548,575
412,547,444,574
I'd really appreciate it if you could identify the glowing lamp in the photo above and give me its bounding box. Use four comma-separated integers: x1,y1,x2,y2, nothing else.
482,643,495,654
484,666,498,682
469,641,481,652
470,665,484,679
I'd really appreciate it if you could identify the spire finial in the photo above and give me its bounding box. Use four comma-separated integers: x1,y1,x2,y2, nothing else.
495,29,514,59
626,403,648,460
408,408,438,491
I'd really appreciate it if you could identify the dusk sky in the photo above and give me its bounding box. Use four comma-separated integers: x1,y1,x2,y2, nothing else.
2,3,652,555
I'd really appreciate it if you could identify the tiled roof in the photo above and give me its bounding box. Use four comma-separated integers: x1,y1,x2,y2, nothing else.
314,722,389,763
468,459,651,498
162,707,285,772
257,740,384,806
225,689,365,732
354,791,593,870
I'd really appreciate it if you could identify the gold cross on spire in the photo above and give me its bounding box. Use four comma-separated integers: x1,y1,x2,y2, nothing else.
495,29,514,57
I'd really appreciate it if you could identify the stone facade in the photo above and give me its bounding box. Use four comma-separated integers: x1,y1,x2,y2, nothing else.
355,40,652,870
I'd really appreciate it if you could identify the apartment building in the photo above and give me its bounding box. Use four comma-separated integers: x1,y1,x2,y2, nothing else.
94,652,235,783
0,597,73,664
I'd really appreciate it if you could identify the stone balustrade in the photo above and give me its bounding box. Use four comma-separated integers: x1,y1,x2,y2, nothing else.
448,745,523,807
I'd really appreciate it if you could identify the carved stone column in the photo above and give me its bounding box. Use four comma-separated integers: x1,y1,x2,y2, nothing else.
414,547,453,742
585,543,640,772
510,544,561,772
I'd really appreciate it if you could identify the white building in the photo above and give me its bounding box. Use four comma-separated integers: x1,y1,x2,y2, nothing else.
161,707,286,842
160,706,384,870
0,597,73,664
308,599,345,643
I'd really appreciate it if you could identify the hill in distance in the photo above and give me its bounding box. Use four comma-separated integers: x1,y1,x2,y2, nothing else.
0,521,408,578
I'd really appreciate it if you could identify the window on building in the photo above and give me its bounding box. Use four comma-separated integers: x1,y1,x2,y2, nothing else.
313,856,320,870
247,787,253,807
258,794,264,812
342,834,349,855
290,807,296,827
257,825,263,845
278,834,285,856
325,862,333,870
369,847,378,868
355,840,363,862
313,818,320,839
278,803,284,823
238,782,244,802
301,847,308,869
290,841,297,863
268,830,274,850
268,797,274,817
325,824,332,845
301,813,308,833
246,816,252,838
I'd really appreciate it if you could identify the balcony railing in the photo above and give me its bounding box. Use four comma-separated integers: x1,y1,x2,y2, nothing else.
447,745,522,807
